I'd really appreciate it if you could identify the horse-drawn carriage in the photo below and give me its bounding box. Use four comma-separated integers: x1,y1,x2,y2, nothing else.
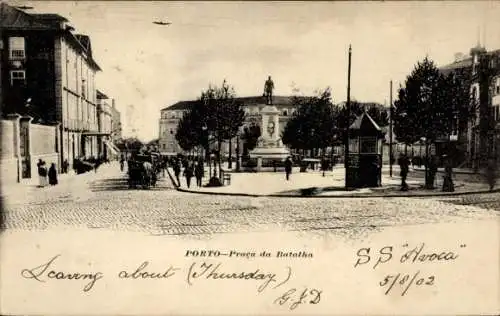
127,153,161,189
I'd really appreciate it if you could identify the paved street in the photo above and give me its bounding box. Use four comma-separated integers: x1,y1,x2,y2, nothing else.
1,163,498,237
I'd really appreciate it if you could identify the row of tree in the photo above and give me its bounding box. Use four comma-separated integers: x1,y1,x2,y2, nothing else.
392,57,478,187
175,80,245,177
281,88,389,153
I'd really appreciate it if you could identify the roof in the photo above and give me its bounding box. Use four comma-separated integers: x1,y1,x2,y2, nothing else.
161,95,311,111
0,3,101,71
75,34,92,56
439,48,500,76
349,112,382,131
96,90,109,99
0,3,54,30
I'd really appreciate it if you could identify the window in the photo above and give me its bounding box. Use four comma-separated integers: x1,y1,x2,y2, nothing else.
496,78,500,95
283,110,288,116
10,70,26,86
349,139,359,153
81,79,86,98
360,137,377,153
170,129,173,134
9,37,25,59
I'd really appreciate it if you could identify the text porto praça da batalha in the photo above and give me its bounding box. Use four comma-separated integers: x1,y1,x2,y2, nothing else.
185,250,313,259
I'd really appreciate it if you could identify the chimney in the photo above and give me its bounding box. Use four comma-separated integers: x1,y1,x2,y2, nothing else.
112,99,115,108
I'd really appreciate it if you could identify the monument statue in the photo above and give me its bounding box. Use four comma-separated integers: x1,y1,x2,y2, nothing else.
263,75,274,105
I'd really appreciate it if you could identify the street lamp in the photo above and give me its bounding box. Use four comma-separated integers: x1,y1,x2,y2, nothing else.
344,44,352,188
202,124,210,177
236,128,241,172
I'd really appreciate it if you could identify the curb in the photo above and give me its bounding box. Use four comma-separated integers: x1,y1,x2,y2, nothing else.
411,168,481,176
174,187,500,199
165,166,500,198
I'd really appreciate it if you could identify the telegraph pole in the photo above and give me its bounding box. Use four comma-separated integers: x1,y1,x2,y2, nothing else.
389,80,393,177
344,44,352,188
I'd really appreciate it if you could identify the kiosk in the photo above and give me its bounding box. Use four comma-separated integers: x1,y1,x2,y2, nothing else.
346,112,384,188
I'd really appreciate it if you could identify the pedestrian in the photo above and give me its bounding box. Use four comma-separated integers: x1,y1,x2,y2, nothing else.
48,163,58,186
173,159,181,186
184,162,194,188
37,159,45,187
442,155,454,192
195,161,204,187
62,159,69,174
321,158,328,177
285,157,292,181
398,153,410,191
486,157,497,191
120,157,125,172
426,155,438,189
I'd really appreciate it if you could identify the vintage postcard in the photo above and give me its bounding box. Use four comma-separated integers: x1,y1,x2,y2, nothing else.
1,1,499,315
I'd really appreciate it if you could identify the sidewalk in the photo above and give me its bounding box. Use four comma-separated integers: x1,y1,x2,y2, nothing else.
168,165,495,198
1,162,124,206
412,166,478,175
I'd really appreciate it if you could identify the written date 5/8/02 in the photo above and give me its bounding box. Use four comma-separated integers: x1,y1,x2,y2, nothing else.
380,271,435,296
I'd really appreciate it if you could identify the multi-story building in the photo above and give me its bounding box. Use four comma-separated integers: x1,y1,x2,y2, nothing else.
159,95,300,156
0,3,101,169
96,90,120,159
440,45,500,168
110,99,122,142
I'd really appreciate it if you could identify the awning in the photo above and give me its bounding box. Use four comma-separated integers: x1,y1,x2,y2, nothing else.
82,131,111,136
104,139,120,155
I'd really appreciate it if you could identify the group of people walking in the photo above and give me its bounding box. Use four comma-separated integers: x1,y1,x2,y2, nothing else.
172,157,205,188
37,159,58,188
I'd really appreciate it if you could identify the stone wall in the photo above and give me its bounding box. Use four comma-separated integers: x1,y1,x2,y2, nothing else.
1,120,15,159
0,117,59,184
1,119,20,183
30,123,57,155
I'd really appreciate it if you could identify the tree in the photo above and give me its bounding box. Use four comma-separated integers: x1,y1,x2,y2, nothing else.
347,100,389,127
115,137,144,153
393,57,457,188
175,80,245,179
241,123,261,158
282,88,338,156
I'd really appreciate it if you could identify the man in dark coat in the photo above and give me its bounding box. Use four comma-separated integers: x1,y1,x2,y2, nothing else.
184,162,194,188
398,154,410,191
195,161,204,187
285,157,292,181
172,159,181,186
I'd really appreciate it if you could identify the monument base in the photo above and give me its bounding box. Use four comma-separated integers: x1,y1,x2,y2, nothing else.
249,146,291,171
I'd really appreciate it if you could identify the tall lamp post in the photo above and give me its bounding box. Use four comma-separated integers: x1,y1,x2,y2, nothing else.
344,44,352,188
389,80,393,177
235,130,241,172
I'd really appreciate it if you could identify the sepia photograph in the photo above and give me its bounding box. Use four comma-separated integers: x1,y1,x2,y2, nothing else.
0,1,499,315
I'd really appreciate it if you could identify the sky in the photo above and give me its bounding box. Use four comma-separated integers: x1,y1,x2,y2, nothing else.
6,1,500,141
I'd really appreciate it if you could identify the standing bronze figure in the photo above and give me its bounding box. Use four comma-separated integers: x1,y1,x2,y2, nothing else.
263,75,274,105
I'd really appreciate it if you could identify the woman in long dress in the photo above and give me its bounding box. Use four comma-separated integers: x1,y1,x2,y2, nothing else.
37,159,44,187
48,163,58,185
40,161,48,187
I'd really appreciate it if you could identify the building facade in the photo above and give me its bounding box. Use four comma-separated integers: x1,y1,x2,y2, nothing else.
96,90,120,159
0,3,102,172
440,45,500,168
158,96,299,156
110,99,122,142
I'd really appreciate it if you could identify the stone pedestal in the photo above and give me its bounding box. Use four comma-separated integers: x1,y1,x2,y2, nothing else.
250,105,290,168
